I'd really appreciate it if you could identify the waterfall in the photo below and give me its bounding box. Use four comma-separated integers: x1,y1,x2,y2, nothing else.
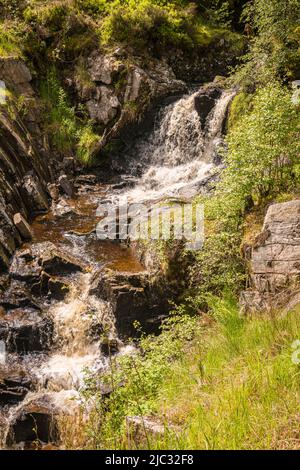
119,88,235,203
0,85,235,449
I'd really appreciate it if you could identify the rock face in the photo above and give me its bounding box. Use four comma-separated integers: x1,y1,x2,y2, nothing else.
0,367,32,406
0,309,53,353
240,200,300,314
90,269,169,337
74,52,187,159
0,58,52,271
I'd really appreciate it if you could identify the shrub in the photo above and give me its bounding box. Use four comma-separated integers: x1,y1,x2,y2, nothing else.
23,1,70,32
235,0,300,87
189,83,300,301
0,22,23,58
82,311,200,449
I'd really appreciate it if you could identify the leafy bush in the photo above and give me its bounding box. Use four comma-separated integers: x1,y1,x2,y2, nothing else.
0,22,23,58
189,83,300,300
224,84,300,209
82,312,200,449
100,0,197,50
236,0,300,87
23,1,70,32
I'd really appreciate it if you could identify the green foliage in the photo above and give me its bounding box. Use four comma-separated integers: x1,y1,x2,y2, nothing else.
23,2,70,32
0,22,22,58
236,0,300,87
77,124,101,165
82,312,200,449
40,68,100,164
227,91,253,130
204,0,234,29
0,0,241,62
157,299,300,450
100,0,198,50
224,84,300,209
189,83,300,300
79,297,300,450
40,68,77,153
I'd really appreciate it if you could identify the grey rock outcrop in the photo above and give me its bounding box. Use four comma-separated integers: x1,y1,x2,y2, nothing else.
75,52,186,156
89,268,169,337
240,200,300,314
0,58,52,271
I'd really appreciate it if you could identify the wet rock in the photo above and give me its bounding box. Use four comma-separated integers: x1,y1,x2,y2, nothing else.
0,57,52,269
74,174,98,186
240,200,300,314
0,367,31,406
194,86,223,128
6,396,59,447
22,174,49,214
13,213,32,240
100,337,120,356
62,157,75,174
47,278,70,301
6,391,80,447
42,252,84,276
9,249,42,283
58,174,75,198
30,271,51,298
0,309,53,353
90,269,169,337
47,183,59,201
10,243,85,285
0,279,39,310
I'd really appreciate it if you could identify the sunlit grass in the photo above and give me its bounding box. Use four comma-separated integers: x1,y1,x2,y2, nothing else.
153,301,300,450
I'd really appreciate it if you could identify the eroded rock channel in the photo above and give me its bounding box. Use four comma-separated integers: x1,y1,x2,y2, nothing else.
0,83,234,449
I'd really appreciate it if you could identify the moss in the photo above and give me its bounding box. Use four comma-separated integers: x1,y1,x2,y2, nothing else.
227,91,253,131
76,124,101,166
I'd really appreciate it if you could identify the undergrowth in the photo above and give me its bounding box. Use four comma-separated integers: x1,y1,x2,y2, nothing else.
78,298,300,450
40,68,100,165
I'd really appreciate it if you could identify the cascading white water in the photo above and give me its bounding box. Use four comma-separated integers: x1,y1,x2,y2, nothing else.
1,85,235,449
31,272,119,392
120,89,235,203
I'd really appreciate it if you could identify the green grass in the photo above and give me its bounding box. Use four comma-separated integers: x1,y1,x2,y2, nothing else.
0,23,22,58
81,297,300,450
153,299,300,450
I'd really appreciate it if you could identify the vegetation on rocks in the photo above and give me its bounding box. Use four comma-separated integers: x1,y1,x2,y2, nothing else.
81,298,300,450
1,0,300,453
40,68,100,165
74,0,300,450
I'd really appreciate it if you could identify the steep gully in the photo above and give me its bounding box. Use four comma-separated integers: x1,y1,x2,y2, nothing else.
0,85,234,448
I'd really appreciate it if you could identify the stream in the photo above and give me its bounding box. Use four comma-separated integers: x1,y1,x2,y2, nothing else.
0,85,234,449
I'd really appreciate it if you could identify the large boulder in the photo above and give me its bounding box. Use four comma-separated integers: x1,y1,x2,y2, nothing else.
0,58,52,270
240,200,300,314
0,366,32,406
0,308,53,353
90,269,169,337
6,391,80,448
